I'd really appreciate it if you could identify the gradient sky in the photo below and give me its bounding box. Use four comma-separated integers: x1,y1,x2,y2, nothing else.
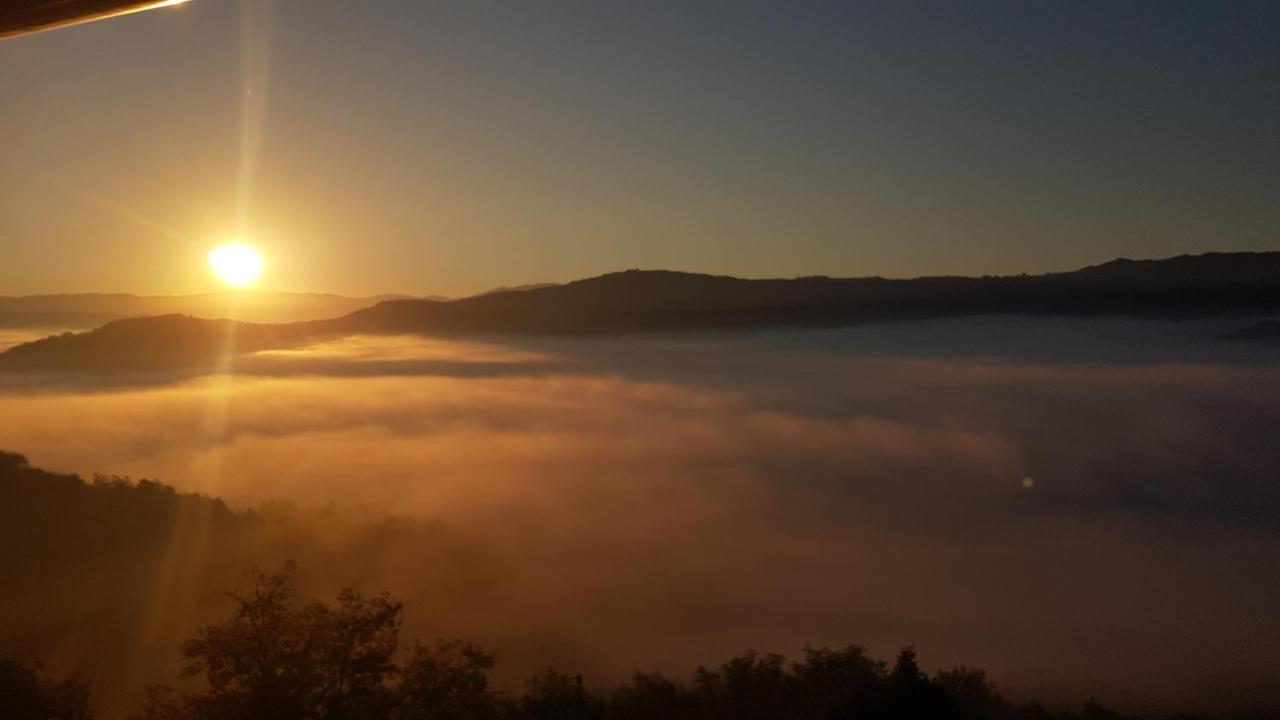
1,0,1277,296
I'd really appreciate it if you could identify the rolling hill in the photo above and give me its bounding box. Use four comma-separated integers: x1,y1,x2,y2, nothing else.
0,291,413,330
3,251,1279,372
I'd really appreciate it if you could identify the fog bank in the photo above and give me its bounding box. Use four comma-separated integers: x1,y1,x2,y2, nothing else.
2,322,1277,717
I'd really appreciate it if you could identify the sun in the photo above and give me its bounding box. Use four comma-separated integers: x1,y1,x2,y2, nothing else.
208,243,264,288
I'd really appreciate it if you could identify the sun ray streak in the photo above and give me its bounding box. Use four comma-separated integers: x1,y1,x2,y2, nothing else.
38,176,194,247
115,7,278,697
237,0,275,236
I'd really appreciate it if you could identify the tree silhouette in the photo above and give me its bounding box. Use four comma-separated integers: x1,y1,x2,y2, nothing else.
790,644,888,718
521,669,601,720
1,453,1240,720
0,655,95,720
887,647,956,719
395,639,506,720
111,562,1176,720
152,563,402,720
607,671,699,720
936,667,1004,720
695,651,794,720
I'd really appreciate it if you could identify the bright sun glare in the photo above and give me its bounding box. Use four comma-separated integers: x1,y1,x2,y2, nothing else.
208,243,264,288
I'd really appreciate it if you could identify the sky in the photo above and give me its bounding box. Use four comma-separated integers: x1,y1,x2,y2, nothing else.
1,0,1278,296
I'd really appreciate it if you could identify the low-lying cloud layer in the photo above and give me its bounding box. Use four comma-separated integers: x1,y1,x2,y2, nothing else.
2,323,1278,717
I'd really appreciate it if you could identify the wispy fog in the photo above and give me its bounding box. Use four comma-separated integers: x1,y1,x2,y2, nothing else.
2,318,1278,717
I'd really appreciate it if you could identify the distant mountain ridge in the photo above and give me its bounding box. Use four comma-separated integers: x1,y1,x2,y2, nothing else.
0,315,318,372
0,291,415,329
1223,319,1280,342
321,251,1280,336
3,251,1280,372
0,285,570,330
1069,252,1280,284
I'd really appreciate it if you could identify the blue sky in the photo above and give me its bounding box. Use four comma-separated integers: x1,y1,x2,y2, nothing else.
1,0,1277,294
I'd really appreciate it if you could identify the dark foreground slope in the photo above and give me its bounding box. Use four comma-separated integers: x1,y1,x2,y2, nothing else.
0,450,476,717
3,252,1279,372
0,451,240,589
1,451,1264,720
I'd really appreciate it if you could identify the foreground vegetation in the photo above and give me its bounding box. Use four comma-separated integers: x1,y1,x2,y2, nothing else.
0,451,1254,719
3,563,1202,720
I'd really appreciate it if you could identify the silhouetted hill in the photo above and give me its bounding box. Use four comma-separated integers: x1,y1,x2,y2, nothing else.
1223,319,1280,342
0,451,241,588
3,252,1280,372
0,315,317,372
0,451,488,717
0,291,412,330
325,251,1280,336
475,282,561,296
1069,252,1280,284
